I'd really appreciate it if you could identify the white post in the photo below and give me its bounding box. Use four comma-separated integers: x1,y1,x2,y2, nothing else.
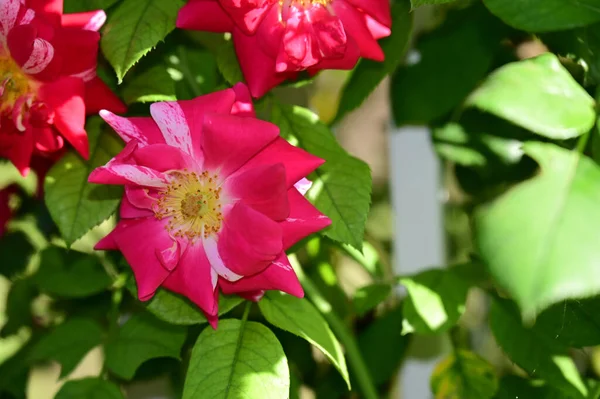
390,126,446,399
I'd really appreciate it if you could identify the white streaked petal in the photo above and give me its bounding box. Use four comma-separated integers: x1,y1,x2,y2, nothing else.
294,177,313,196
0,0,21,38
21,38,54,75
19,8,34,25
210,267,218,289
71,66,96,82
98,164,168,188
203,236,243,282
83,10,106,31
99,110,149,146
150,101,193,155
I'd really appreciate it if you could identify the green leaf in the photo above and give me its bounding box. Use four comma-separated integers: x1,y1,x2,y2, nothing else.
0,279,37,337
483,0,600,32
44,118,123,246
55,378,124,399
216,39,244,86
258,292,350,388
433,120,525,168
64,0,120,13
475,142,600,317
534,297,600,348
467,54,595,140
399,268,470,335
34,247,111,298
272,104,372,249
127,278,243,325
101,0,184,83
489,298,587,398
352,283,392,316
104,312,187,380
333,0,412,123
494,375,572,399
183,319,289,399
411,0,457,6
122,64,176,104
28,318,103,377
0,232,34,279
358,305,411,386
391,6,499,125
431,349,499,399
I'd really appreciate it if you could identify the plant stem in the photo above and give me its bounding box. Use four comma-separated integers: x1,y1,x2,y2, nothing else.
289,255,380,399
576,130,592,154
241,300,251,324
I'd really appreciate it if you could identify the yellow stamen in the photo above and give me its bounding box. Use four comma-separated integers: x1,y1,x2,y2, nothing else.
0,54,35,113
154,170,224,241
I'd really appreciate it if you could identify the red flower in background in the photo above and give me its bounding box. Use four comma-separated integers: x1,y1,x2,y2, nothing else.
0,0,125,176
90,83,330,326
177,0,391,97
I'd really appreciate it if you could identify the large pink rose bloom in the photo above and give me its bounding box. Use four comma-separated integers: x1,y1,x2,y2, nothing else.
90,83,330,326
177,0,391,97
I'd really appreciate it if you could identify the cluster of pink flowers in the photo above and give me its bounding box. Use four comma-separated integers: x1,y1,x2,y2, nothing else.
1,0,391,325
178,0,392,97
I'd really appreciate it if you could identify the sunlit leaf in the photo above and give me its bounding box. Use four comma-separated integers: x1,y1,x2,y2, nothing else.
258,292,350,388
399,268,470,335
183,320,289,399
476,142,600,318
467,54,595,139
101,0,184,82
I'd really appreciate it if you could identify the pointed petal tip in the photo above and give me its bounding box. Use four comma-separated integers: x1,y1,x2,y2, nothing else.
138,290,157,302
18,167,30,177
94,231,118,250
99,109,114,119
80,146,90,160
207,315,218,329
87,168,101,183
87,10,107,31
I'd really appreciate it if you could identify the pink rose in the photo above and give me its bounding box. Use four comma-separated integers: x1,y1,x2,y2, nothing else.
177,0,391,97
90,83,330,327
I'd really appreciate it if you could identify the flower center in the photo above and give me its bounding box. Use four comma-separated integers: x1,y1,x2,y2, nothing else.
0,54,34,113
154,170,224,241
